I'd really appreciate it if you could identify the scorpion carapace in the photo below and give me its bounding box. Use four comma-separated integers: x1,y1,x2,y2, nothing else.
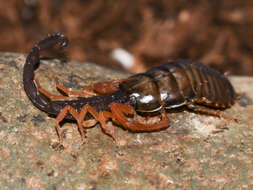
23,33,236,147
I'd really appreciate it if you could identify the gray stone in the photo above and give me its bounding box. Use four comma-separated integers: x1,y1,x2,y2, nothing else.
0,52,252,190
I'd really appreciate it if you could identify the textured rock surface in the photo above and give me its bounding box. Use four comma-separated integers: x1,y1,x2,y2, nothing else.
0,52,253,190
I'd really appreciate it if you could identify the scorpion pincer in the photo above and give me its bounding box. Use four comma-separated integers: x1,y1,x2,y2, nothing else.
23,33,236,147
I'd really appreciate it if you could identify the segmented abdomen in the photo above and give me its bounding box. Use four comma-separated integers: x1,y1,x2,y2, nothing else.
153,61,236,108
120,61,236,113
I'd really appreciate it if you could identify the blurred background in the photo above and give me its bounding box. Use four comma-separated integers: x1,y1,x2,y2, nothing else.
1,0,253,75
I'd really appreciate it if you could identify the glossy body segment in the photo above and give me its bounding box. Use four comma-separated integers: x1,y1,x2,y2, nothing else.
120,61,236,112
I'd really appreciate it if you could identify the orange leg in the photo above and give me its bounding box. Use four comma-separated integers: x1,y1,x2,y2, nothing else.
36,76,136,100
35,77,120,100
54,105,101,146
52,102,169,147
55,79,120,98
54,105,84,146
54,104,121,146
109,103,170,132
98,111,119,143
54,76,97,98
87,78,135,95
187,104,221,117
187,103,237,122
35,78,78,100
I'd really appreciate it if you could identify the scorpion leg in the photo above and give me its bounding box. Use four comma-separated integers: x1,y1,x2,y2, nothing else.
187,103,221,117
97,111,119,144
109,103,169,132
35,78,78,100
77,105,99,128
87,78,135,95
187,103,237,122
65,105,119,144
56,104,108,146
37,76,136,100
54,78,117,98
53,79,116,98
55,77,136,98
54,105,86,147
54,76,98,98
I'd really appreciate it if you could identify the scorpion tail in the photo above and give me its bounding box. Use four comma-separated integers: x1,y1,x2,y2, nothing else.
23,33,68,113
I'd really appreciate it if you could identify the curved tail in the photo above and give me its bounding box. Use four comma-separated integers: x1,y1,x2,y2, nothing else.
23,33,68,114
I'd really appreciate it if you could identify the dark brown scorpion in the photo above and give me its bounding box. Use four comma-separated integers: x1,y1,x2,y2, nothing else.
23,33,236,146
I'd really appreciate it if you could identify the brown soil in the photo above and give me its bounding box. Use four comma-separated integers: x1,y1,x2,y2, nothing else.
1,0,253,75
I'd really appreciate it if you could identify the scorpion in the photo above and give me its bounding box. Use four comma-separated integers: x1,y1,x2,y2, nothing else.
23,33,236,147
